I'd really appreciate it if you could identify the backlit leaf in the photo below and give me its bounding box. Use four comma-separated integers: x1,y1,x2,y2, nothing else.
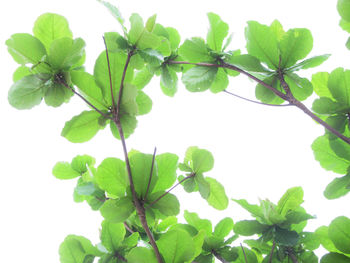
206,12,229,51
182,66,217,92
100,197,134,223
206,177,228,210
179,37,212,63
329,216,350,254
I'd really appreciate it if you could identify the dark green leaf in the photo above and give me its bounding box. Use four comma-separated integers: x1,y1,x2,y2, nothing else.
206,12,229,51
182,66,217,92
33,13,72,50
96,158,128,198
245,21,279,69
8,74,48,109
324,174,350,199
206,177,228,210
101,220,125,252
178,37,212,62
148,191,180,216
213,217,234,238
329,216,350,254
235,246,258,263
279,28,313,68
312,97,345,115
6,33,47,65
274,227,299,246
233,220,267,236
157,229,195,263
44,82,73,107
61,110,105,143
321,253,350,263
100,197,134,223
126,247,157,263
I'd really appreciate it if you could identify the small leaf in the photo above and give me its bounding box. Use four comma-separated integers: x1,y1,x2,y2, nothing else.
138,49,164,66
8,74,48,109
214,218,234,239
6,33,47,65
13,66,32,82
184,210,212,236
148,191,180,216
324,174,350,199
100,197,134,223
136,91,152,115
227,54,271,73
206,177,228,210
276,186,304,216
274,227,299,246
61,110,105,143
232,199,264,220
192,148,214,173
195,173,211,199
328,68,350,106
157,229,195,263
329,216,350,254
98,1,127,35
166,27,181,50
52,162,81,180
160,65,178,97
126,247,157,263
182,66,217,92
110,113,137,139
132,67,154,90
312,72,332,98
288,54,330,71
233,220,267,236
44,82,72,107
285,73,313,101
96,158,128,198
179,37,212,63
33,13,72,50
206,12,229,51
338,0,350,22
145,14,157,32
312,97,344,115
210,68,229,93
100,220,126,252
270,20,285,41
153,153,179,192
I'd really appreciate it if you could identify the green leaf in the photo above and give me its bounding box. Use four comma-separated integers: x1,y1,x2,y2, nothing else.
191,148,214,173
321,253,350,263
119,83,139,115
44,82,73,107
166,27,181,50
276,186,304,216
153,153,178,192
101,221,125,252
179,37,212,63
110,113,137,139
285,73,313,101
235,246,258,263
129,152,158,198
300,232,321,251
94,51,133,106
132,67,154,90
206,177,228,210
288,54,330,71
329,216,350,254
270,20,285,41
184,210,212,236
214,218,234,239
148,191,180,216
52,162,80,180
210,68,229,93
70,71,107,109
98,1,127,35
338,0,350,22
139,49,164,66
206,12,229,51
13,66,32,82
274,227,299,246
255,76,284,105
232,199,264,220
33,13,72,50
8,74,48,109
315,226,342,253
312,97,345,115
328,68,350,106
126,247,157,263
279,28,313,68
157,216,178,232
245,21,279,69
233,220,267,236
160,65,178,97
121,232,139,248
59,235,102,263
312,135,350,174
136,91,152,115
227,54,271,73
191,230,206,262
145,14,157,32
6,33,47,65
96,158,128,198
100,197,134,223
340,18,350,33
48,38,85,70
128,14,160,49
324,174,350,199
182,66,217,92
61,110,104,143
195,173,211,199
157,229,195,263
312,72,332,98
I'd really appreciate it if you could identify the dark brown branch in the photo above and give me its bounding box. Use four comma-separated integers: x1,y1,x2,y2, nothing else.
212,250,229,263
56,76,111,120
144,147,157,200
103,36,116,116
148,173,195,207
116,51,133,119
268,240,276,263
223,90,291,107
168,60,350,145
240,244,248,263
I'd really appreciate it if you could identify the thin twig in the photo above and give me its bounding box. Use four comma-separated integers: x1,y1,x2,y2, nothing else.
144,147,157,200
56,76,111,120
268,240,276,263
124,222,134,234
223,90,291,107
212,250,229,263
103,36,116,116
148,173,195,207
240,243,248,263
286,247,299,263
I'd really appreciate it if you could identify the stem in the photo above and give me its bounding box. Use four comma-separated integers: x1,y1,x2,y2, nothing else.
268,240,276,263
103,36,116,116
240,244,248,263
223,90,291,107
286,247,299,263
56,76,111,120
124,222,134,234
212,250,229,263
168,60,350,145
114,251,127,262
148,173,195,207
144,147,157,200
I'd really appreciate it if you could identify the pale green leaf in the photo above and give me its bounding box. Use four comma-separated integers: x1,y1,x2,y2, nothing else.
206,12,229,51
206,177,228,210
100,197,134,223
182,66,217,92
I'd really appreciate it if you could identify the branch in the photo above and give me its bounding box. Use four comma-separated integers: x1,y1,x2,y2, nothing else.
55,75,111,120
268,240,276,263
124,222,134,234
212,250,229,263
103,36,116,116
286,247,299,263
144,147,157,200
240,244,248,263
114,251,127,262
168,60,350,145
148,173,195,207
223,90,291,107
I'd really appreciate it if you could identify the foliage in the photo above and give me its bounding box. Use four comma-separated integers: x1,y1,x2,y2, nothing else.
5,0,350,262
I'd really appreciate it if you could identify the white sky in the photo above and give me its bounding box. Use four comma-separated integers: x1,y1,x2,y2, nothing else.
1,0,350,262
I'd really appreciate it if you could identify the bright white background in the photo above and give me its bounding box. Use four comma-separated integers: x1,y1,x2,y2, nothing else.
1,0,350,262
